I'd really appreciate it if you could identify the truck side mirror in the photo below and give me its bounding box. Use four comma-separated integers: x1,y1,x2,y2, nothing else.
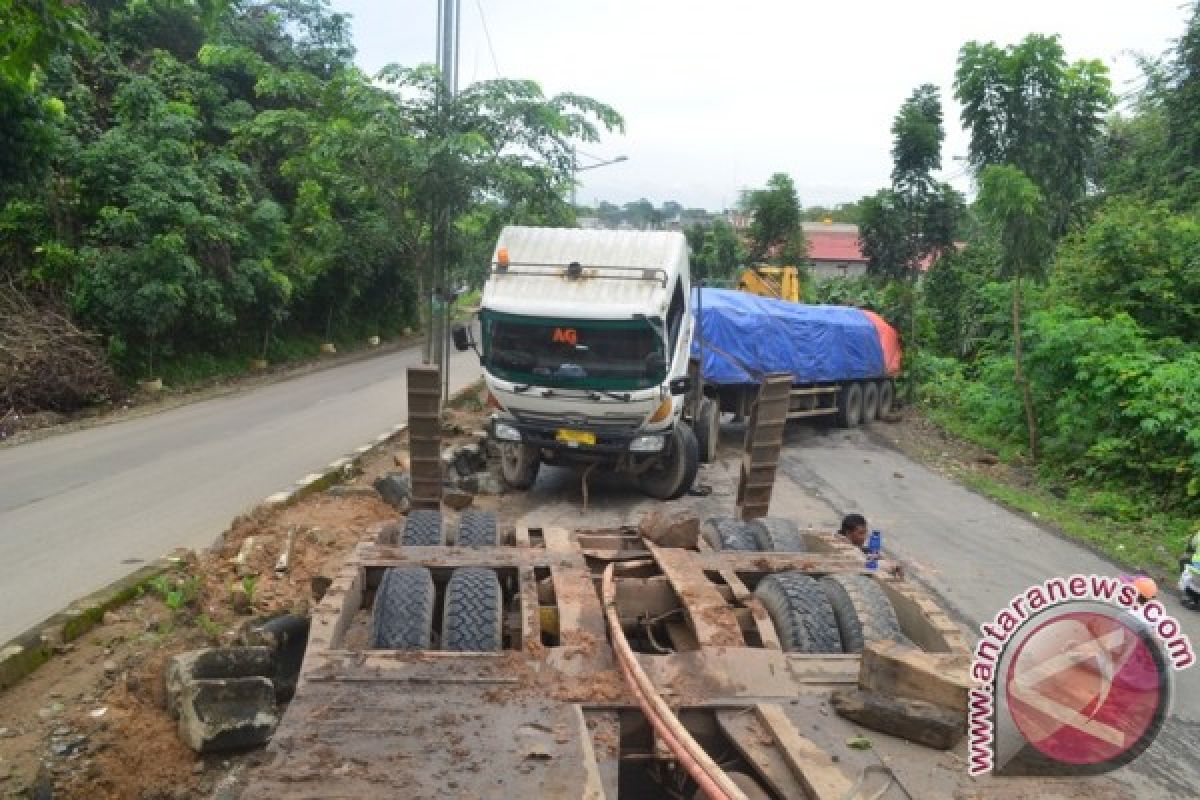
452,324,473,353
669,376,693,396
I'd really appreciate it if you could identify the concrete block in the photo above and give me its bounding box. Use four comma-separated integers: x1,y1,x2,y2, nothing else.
178,677,278,753
638,510,700,549
165,647,273,720
373,472,412,511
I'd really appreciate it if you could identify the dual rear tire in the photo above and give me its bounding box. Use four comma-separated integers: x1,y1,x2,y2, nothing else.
837,380,894,428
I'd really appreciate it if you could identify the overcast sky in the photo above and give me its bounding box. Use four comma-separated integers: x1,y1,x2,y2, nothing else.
331,0,1192,210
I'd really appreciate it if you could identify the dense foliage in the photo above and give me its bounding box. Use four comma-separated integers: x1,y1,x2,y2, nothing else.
0,0,619,391
907,6,1200,532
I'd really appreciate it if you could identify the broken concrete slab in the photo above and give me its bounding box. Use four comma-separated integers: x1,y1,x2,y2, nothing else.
178,676,278,753
372,473,412,511
443,489,474,511
638,510,700,549
165,647,273,720
831,688,965,750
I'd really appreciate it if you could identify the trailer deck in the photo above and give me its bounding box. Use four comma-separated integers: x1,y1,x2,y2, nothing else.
239,520,1120,799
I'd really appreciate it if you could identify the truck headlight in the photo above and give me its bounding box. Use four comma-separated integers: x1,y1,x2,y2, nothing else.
494,421,522,442
629,434,665,453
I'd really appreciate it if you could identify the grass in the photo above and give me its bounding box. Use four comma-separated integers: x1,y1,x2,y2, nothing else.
915,406,1191,581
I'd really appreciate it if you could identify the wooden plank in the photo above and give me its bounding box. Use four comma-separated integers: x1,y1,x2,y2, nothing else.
716,709,811,800
756,703,855,800
646,542,745,648
859,641,973,712
543,526,573,553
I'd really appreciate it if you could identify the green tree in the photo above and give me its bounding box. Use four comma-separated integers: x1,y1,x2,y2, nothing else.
954,34,1113,236
1164,1,1200,208
975,165,1052,459
743,172,803,262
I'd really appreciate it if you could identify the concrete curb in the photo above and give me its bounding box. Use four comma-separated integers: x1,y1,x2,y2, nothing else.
0,380,484,693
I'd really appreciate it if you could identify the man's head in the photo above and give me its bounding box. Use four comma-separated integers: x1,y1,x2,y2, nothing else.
839,513,868,549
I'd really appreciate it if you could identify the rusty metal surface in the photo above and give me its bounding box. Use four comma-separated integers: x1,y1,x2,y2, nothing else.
406,366,443,510
736,374,792,520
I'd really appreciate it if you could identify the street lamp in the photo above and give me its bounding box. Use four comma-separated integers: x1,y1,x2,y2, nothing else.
571,151,628,207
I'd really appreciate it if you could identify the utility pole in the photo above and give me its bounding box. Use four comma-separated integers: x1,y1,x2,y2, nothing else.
427,0,460,405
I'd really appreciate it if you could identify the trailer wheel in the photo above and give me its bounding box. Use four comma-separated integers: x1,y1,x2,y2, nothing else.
370,567,435,650
499,442,540,490
637,423,699,500
754,572,843,653
402,509,444,546
694,397,720,464
749,517,806,552
442,567,504,652
836,382,863,428
457,510,498,547
878,380,895,417
701,517,761,551
818,573,908,653
862,381,879,422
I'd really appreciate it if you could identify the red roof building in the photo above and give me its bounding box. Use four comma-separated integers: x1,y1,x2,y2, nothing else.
803,223,868,278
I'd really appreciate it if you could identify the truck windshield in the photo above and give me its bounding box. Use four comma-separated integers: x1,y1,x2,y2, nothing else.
481,311,666,390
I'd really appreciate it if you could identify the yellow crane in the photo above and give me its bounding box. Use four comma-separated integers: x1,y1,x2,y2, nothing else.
735,265,802,303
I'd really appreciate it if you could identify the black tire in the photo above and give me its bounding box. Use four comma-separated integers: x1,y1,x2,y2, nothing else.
370,567,435,650
754,572,843,653
818,573,908,653
637,423,699,501
862,381,879,423
749,517,806,552
694,397,720,464
441,568,504,652
836,383,863,428
499,442,539,490
458,510,498,547
878,380,895,417
402,509,444,546
701,517,761,551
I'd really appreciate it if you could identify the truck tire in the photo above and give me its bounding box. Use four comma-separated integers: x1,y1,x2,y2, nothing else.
370,567,435,650
637,423,699,501
701,517,761,551
862,381,879,423
818,573,908,653
836,382,863,428
750,517,806,552
402,509,444,546
755,572,843,653
694,397,720,464
441,567,504,652
878,380,895,417
457,510,498,547
499,442,539,490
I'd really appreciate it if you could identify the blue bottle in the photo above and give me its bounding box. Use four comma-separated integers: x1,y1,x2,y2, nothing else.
865,529,882,571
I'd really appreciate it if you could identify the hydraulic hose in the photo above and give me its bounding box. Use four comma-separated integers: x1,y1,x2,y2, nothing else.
601,563,747,800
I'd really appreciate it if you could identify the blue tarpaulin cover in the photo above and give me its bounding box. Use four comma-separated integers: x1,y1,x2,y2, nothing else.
690,288,886,385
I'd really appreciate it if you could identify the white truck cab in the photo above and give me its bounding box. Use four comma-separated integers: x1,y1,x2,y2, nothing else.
455,225,701,499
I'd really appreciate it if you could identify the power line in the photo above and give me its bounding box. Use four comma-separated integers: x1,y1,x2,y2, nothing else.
474,0,501,78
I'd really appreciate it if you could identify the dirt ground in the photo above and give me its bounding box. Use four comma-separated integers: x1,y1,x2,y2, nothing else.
0,406,490,800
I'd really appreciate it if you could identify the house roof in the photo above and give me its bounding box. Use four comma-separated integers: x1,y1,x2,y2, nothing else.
807,230,867,263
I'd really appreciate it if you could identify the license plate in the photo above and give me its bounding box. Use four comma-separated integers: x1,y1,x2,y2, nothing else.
555,429,596,447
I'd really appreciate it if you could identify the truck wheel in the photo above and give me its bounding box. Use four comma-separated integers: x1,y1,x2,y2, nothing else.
861,381,879,423
701,517,761,551
402,509,444,546
836,383,863,428
499,442,539,489
754,572,843,653
457,510,498,547
637,423,699,500
750,517,806,552
818,573,908,653
370,567,435,650
878,380,895,417
442,567,504,652
694,397,720,464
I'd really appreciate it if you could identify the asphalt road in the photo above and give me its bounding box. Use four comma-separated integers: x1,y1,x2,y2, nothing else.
0,343,481,643
513,420,1199,799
